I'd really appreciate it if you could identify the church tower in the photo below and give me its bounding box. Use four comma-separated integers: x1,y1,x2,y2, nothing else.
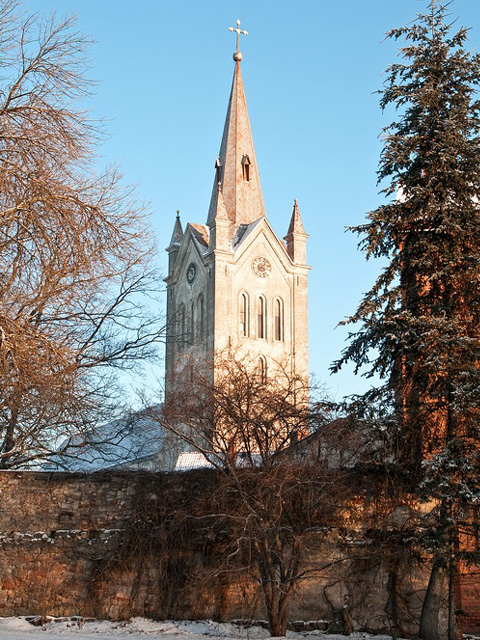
164,24,310,455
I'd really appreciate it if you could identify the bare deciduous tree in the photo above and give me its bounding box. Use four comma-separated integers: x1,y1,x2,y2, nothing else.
159,353,348,636
0,0,163,468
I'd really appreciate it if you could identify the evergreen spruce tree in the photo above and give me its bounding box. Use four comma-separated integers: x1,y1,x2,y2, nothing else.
333,2,480,637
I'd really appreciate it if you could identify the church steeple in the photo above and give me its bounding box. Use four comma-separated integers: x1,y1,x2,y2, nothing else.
207,25,265,233
163,23,310,471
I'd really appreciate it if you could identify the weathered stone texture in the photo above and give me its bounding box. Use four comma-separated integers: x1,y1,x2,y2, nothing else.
0,470,478,636
0,471,139,618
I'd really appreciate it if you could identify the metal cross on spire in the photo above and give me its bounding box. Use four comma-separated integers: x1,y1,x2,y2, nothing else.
228,20,248,60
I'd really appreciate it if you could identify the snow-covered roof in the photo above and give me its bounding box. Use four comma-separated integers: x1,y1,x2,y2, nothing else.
43,407,164,472
231,217,262,249
174,451,213,472
189,223,210,251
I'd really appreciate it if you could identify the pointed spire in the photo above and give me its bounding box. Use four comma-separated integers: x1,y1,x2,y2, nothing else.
287,199,306,236
284,200,308,264
209,182,232,252
207,57,265,231
167,210,183,250
215,182,228,220
166,211,184,274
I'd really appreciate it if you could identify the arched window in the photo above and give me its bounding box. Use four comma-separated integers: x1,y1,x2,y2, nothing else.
257,356,267,384
239,292,249,337
257,295,266,339
197,294,204,339
178,303,185,348
274,297,284,341
215,157,223,185
242,155,251,182
190,302,195,344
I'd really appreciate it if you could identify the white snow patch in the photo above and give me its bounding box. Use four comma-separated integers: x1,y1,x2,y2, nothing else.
0,617,36,631
0,617,409,640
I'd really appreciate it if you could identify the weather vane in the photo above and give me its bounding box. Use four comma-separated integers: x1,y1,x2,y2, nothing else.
228,20,248,61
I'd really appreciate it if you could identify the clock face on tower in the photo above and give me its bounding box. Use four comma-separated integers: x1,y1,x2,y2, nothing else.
186,262,197,284
252,256,271,277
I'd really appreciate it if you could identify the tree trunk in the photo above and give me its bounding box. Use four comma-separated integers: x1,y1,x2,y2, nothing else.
448,558,459,640
263,584,291,637
419,561,449,640
267,607,289,637
262,573,291,637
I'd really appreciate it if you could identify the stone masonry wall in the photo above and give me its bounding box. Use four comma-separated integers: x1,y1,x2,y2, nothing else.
0,471,477,636
0,471,137,618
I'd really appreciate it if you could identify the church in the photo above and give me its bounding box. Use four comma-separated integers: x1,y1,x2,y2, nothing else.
41,23,310,474
162,23,310,470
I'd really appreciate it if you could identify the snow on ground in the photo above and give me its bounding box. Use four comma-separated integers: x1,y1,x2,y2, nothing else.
0,617,407,640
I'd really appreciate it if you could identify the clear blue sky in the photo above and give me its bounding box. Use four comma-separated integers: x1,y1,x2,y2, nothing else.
28,0,480,400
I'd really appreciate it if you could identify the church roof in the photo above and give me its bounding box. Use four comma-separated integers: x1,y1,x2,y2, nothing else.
230,216,289,257
175,451,213,472
43,407,164,472
189,223,210,249
207,58,265,229
231,217,262,248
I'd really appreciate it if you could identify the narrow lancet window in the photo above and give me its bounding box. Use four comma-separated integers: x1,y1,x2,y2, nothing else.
179,304,186,348
190,302,195,344
215,157,223,185
197,294,204,339
257,356,267,384
239,292,249,337
242,155,251,182
257,295,266,339
274,298,284,341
